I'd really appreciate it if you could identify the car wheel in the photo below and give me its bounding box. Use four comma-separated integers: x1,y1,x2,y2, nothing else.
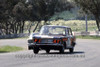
72,42,76,47
46,49,50,54
33,47,39,54
59,46,64,53
69,48,74,53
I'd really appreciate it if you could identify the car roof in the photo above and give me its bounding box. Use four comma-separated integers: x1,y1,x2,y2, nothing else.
43,25,70,28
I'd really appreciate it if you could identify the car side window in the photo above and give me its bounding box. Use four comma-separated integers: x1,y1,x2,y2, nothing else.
66,29,69,36
67,28,72,35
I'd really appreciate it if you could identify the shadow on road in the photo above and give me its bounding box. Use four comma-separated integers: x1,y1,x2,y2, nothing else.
32,51,85,58
39,51,85,55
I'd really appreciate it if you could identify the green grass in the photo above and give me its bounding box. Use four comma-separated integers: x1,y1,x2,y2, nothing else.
0,46,23,53
77,36,100,40
50,11,76,20
13,37,28,39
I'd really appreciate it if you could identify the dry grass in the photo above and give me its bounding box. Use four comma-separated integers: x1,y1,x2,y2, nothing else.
49,20,97,32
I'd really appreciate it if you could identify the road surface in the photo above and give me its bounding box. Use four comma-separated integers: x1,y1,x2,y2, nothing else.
0,39,100,67
0,39,27,48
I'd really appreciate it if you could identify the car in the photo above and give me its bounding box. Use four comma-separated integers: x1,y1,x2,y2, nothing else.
28,25,76,54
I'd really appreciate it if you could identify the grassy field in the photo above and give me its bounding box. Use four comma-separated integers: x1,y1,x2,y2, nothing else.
49,20,97,32
0,46,23,53
25,20,97,33
77,36,100,40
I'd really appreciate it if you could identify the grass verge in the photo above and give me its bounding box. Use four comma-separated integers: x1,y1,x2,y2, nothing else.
0,46,23,53
13,37,28,39
77,36,100,40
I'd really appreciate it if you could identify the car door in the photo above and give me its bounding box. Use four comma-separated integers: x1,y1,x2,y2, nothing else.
66,28,73,47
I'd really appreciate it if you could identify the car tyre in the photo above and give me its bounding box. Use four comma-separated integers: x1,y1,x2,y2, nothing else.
59,46,64,53
46,49,50,54
69,48,74,53
33,47,39,54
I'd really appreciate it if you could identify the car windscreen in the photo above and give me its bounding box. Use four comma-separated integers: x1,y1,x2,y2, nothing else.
40,26,66,36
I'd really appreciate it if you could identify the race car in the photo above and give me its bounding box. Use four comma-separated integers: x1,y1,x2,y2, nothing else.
28,25,76,54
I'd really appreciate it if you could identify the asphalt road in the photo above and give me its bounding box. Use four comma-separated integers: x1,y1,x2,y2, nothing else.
0,39,100,67
0,39,27,48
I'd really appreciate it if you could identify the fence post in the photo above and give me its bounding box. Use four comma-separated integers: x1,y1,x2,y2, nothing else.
85,15,88,32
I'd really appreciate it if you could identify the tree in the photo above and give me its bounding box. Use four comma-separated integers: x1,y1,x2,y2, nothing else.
0,0,73,35
0,0,27,35
26,0,73,32
26,0,58,32
74,0,100,31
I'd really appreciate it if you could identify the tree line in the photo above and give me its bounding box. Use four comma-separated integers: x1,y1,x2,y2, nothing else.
0,0,73,35
74,0,100,31
0,0,100,36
